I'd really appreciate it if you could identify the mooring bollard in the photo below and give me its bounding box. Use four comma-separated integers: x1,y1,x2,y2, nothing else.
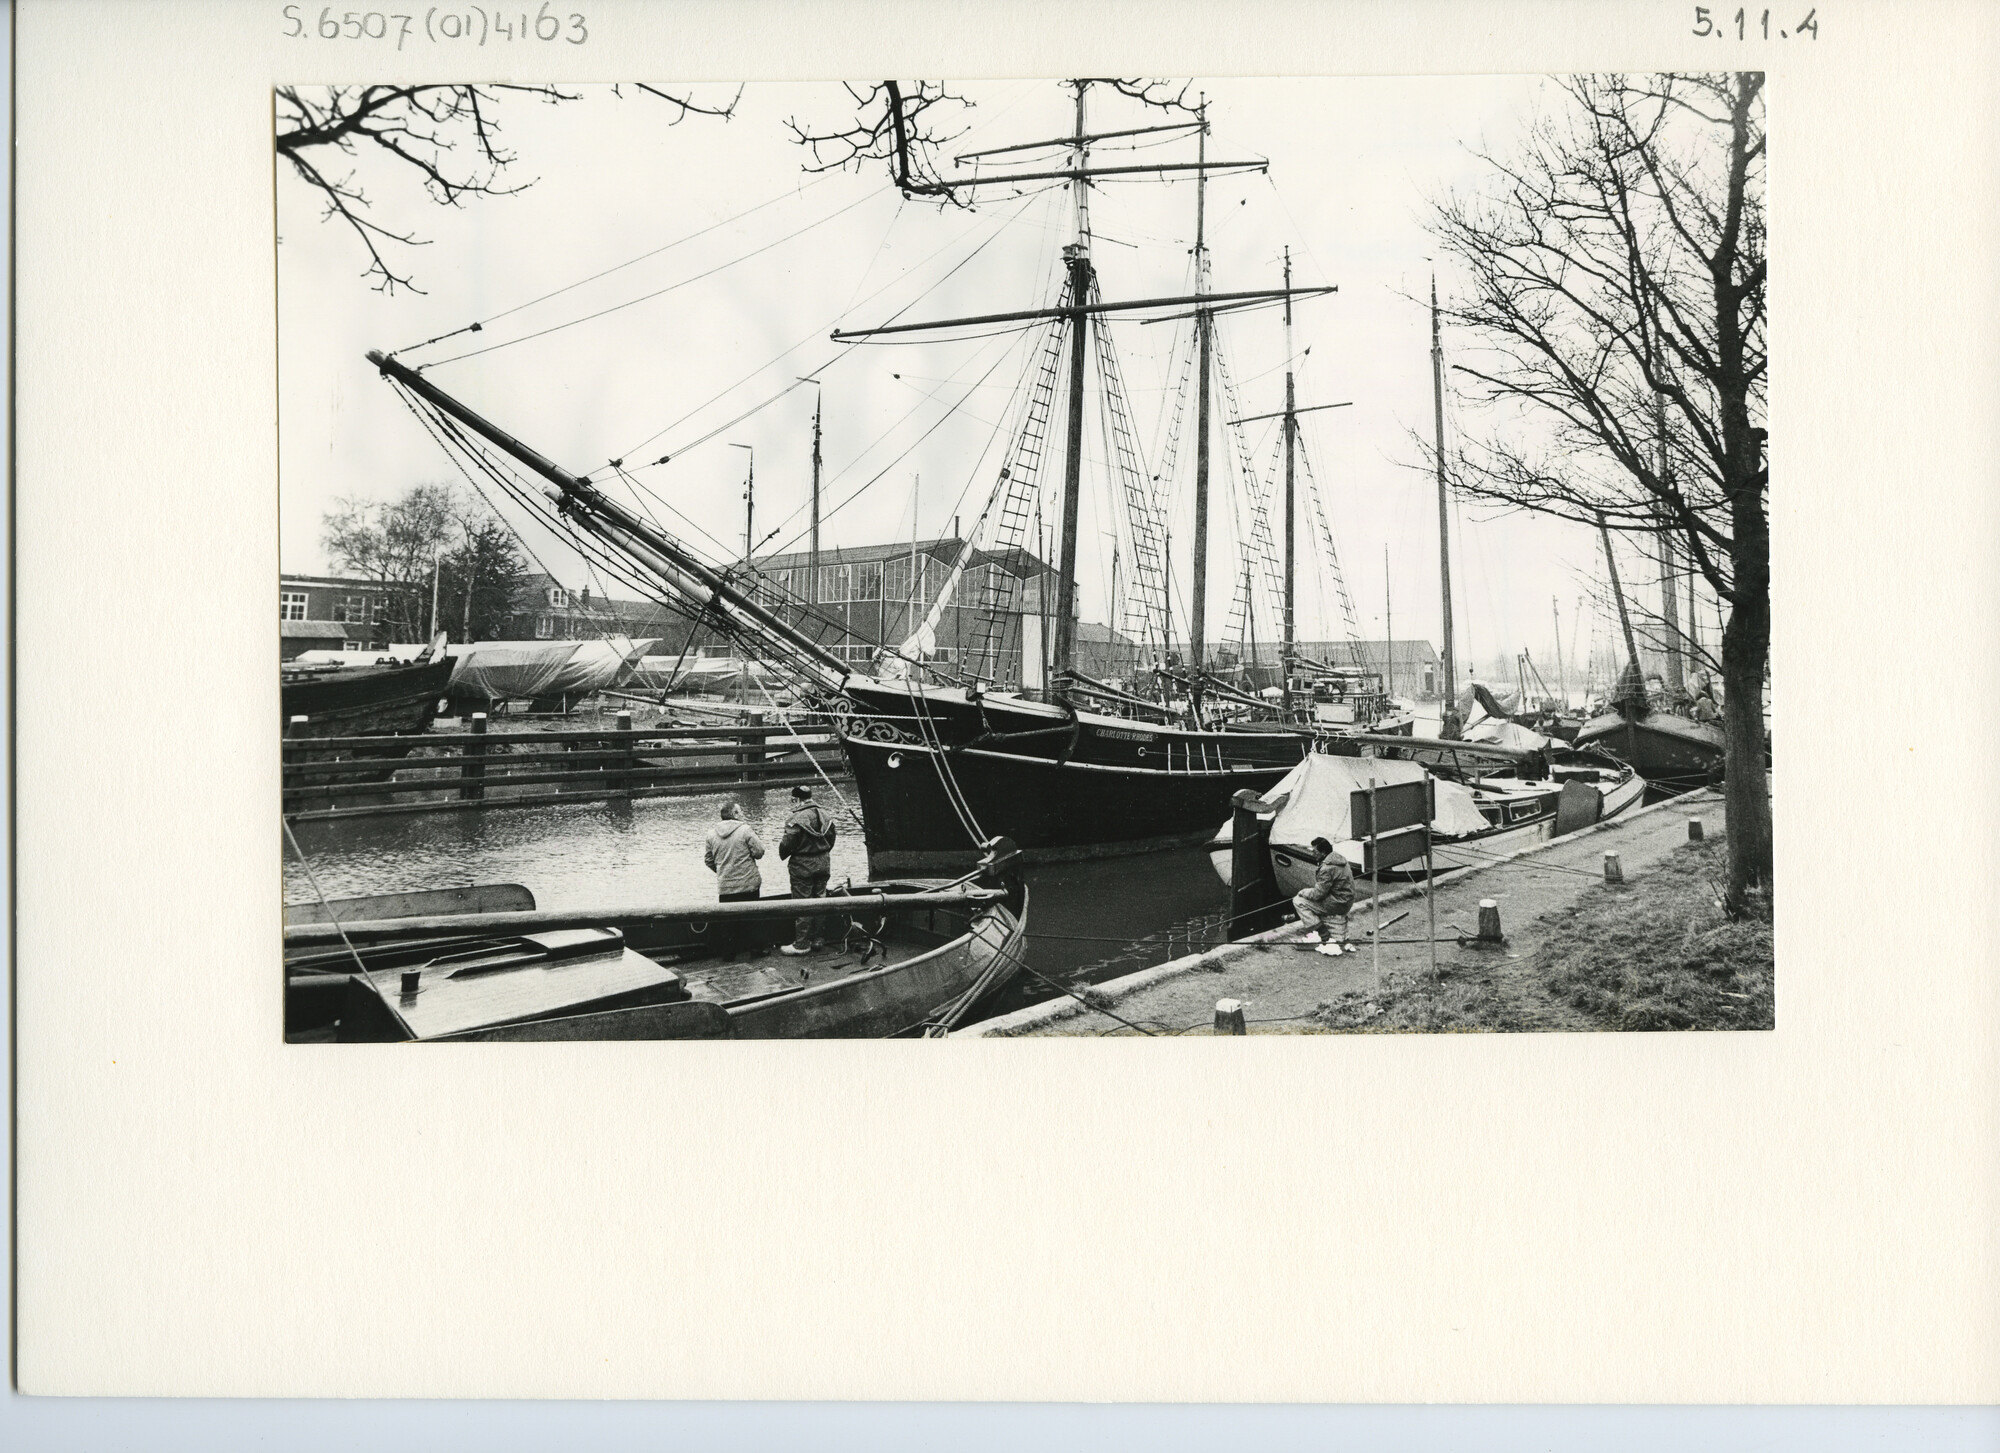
1214,999,1248,1036
1604,850,1624,884
1476,899,1503,942
1687,818,1705,843
460,712,488,801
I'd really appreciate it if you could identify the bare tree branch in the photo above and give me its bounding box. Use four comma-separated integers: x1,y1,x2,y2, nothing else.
276,83,735,291
1421,71,1770,903
784,81,975,203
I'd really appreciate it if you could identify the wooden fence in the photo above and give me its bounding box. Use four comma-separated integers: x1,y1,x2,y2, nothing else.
282,711,850,822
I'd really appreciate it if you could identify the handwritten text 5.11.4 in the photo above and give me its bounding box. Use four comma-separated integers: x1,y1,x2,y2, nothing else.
1694,7,1818,38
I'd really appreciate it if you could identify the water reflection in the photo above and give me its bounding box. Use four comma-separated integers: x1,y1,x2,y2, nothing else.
283,792,1235,1011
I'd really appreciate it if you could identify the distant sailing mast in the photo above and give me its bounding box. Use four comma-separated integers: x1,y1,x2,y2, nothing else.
1189,97,1214,676
1226,246,1352,718
1430,277,1457,712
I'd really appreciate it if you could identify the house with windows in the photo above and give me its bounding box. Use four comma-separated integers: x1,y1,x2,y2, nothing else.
490,543,1141,689
740,538,1064,682
278,574,424,659
495,573,689,644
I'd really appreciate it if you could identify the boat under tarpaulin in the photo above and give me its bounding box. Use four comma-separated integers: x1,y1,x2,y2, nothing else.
1208,741,1645,889
637,655,789,698
1256,753,1489,848
446,636,657,704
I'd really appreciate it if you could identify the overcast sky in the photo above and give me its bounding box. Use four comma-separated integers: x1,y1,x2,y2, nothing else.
277,75,1692,683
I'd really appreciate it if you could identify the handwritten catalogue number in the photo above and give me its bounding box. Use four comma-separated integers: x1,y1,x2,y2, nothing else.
281,6,588,47
1692,7,1818,38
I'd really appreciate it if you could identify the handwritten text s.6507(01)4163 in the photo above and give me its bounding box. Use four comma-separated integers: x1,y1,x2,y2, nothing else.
281,6,589,47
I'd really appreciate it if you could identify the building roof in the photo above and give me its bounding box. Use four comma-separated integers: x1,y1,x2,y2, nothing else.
279,620,353,640
752,538,1056,576
280,574,421,593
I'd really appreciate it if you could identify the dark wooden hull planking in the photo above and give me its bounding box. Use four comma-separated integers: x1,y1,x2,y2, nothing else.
837,681,1309,872
1572,711,1726,794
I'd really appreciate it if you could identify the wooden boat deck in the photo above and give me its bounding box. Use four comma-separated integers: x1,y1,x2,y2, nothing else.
672,933,939,1005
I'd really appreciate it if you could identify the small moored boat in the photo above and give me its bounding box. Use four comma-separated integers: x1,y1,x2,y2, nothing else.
284,841,1027,1042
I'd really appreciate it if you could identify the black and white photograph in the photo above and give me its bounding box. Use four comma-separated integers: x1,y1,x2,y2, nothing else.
277,72,1770,1042
17,0,2000,1428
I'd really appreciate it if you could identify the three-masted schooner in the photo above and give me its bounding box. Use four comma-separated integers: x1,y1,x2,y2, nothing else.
367,81,1384,871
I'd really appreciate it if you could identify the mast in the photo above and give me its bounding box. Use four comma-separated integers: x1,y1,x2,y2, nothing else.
1243,561,1258,690
1281,247,1297,717
1431,277,1457,714
1654,394,1683,694
1686,546,1700,665
1051,80,1093,681
1596,509,1643,692
731,443,755,567
808,387,822,604
1553,596,1568,705
1384,546,1393,699
1189,97,1213,674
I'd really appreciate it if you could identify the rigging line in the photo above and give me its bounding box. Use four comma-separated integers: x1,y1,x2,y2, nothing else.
425,188,885,367
613,464,746,576
395,172,841,355
281,818,385,996
1259,173,1334,293
616,191,1049,465
774,344,1019,556
758,330,1025,558
903,678,986,847
839,194,908,316
745,673,866,830
417,398,689,623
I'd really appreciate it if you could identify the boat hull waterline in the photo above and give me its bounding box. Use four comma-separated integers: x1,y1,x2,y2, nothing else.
837,681,1314,872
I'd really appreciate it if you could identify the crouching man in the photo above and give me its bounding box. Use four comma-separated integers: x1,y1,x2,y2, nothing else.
1292,836,1356,957
777,783,838,956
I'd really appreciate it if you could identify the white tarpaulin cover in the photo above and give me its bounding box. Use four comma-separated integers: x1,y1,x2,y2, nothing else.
293,643,434,667
447,637,656,701
1465,719,1552,752
633,655,787,695
1264,752,1490,846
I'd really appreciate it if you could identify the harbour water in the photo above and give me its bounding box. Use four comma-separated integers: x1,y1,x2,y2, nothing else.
280,698,1670,1015
283,785,1236,1013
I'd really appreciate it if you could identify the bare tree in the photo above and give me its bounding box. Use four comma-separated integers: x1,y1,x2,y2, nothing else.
783,77,1200,204
276,84,739,292
784,82,976,201
1425,72,1768,909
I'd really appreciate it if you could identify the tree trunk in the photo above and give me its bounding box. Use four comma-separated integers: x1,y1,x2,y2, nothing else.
1721,474,1772,911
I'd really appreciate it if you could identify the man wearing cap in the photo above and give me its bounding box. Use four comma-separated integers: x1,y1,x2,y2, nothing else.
778,783,838,955
1292,836,1357,957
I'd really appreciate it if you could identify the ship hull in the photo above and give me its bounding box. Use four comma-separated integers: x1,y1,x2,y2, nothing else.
1573,711,1725,795
281,656,454,737
837,681,1308,872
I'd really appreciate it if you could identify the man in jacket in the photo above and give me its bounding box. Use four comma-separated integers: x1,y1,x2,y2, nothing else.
703,800,766,902
1292,836,1357,957
777,784,837,955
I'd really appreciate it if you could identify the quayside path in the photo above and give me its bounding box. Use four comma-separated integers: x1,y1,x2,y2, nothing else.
958,787,1727,1037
